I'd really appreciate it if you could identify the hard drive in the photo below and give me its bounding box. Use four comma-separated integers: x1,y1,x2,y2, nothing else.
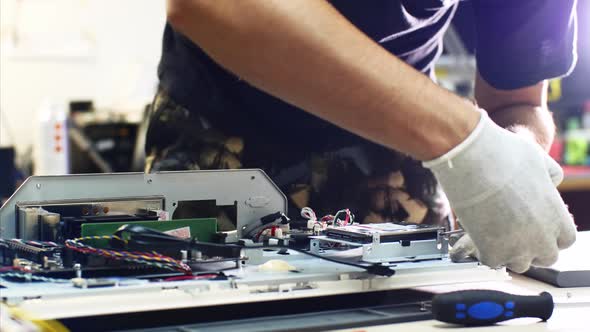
325,223,441,244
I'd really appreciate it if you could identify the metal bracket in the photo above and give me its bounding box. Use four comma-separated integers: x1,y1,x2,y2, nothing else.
310,232,449,264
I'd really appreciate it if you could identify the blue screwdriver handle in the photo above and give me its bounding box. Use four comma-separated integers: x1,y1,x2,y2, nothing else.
432,290,554,326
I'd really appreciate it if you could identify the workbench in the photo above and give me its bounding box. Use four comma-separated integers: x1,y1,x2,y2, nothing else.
559,167,590,229
337,273,590,332
338,231,590,332
1,171,588,331
559,166,590,192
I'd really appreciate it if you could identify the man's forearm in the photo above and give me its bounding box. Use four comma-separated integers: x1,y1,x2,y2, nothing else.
167,0,480,161
488,106,555,150
475,74,555,150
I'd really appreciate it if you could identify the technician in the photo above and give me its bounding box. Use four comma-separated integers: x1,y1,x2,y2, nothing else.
144,0,578,273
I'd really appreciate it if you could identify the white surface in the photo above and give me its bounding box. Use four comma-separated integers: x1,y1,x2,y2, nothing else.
549,231,590,272
337,274,590,332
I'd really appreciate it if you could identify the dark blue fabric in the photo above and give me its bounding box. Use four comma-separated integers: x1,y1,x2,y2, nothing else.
472,0,578,89
157,0,577,148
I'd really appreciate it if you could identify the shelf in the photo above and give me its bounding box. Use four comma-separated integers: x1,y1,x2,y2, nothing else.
559,166,590,192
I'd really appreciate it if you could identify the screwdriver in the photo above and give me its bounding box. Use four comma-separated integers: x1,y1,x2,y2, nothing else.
431,289,554,326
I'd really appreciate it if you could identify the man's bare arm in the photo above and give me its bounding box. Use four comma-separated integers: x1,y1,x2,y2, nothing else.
167,0,479,161
475,72,555,150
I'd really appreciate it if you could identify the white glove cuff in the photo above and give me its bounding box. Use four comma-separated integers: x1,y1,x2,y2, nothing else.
420,108,522,208
422,108,486,168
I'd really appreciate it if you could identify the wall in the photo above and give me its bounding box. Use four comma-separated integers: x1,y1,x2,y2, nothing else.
0,0,166,154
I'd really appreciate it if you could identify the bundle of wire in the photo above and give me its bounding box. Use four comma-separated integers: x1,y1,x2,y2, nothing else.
243,211,290,241
65,235,192,275
301,207,355,230
322,208,354,226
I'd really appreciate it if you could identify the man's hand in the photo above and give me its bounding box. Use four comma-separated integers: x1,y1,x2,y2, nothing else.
424,109,576,273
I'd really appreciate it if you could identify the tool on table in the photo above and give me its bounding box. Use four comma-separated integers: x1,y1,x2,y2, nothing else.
431,289,554,326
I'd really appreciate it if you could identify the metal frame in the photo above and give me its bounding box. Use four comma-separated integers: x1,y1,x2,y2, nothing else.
309,231,448,264
0,169,288,238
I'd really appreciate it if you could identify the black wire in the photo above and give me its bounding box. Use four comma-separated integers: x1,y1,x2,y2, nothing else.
255,244,395,277
115,224,395,277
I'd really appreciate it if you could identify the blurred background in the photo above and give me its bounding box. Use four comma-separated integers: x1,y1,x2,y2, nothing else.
0,0,588,226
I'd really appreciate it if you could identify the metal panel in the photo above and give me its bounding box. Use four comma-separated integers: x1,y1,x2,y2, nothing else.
0,258,507,319
0,169,287,238
122,303,432,332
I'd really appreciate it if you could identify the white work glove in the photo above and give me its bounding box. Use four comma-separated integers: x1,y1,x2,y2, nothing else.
423,109,577,273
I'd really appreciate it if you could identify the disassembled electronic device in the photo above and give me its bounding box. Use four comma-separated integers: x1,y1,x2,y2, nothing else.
313,223,448,263
0,170,507,331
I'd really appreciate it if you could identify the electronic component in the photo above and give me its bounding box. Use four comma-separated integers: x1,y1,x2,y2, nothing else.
242,211,290,241
15,198,165,241
80,218,217,243
17,207,61,242
0,239,64,269
312,223,448,263
56,214,160,242
325,223,440,244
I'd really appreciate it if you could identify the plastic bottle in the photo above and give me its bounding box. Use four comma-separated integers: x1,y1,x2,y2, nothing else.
564,118,589,166
582,101,590,129
35,100,70,175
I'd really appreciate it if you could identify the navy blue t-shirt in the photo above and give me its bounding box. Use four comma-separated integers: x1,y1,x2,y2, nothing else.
158,0,577,149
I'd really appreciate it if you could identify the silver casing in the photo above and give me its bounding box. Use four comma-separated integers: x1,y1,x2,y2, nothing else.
0,169,288,239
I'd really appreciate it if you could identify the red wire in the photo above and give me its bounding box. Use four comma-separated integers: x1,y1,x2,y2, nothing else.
65,241,192,274
0,266,28,273
255,226,274,241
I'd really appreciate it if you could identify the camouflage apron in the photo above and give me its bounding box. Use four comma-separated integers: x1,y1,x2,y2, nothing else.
145,88,451,229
